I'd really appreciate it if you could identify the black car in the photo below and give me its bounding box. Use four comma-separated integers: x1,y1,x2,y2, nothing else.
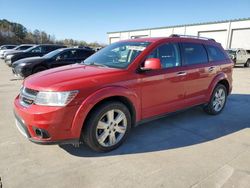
5,44,66,66
12,48,95,78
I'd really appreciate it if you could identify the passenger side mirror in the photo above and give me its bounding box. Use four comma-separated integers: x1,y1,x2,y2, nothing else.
56,56,61,61
141,58,161,71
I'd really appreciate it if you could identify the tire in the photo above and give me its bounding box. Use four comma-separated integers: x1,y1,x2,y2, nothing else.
204,84,227,115
233,58,237,67
83,101,131,152
244,59,250,67
33,66,47,74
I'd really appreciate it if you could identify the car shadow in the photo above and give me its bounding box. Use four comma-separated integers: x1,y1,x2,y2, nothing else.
60,94,250,157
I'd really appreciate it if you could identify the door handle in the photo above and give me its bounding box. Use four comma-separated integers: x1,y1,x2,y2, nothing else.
177,71,187,76
208,66,215,72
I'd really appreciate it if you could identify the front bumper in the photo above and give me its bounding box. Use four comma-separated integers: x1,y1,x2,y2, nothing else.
12,66,30,78
5,59,12,66
14,96,81,144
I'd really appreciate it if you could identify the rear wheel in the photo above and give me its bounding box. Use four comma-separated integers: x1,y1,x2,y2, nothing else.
33,66,47,74
244,59,250,67
204,84,227,115
83,102,131,152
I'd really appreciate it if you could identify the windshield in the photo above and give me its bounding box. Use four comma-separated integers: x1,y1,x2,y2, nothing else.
43,48,64,58
13,46,20,50
226,50,236,55
83,41,151,69
24,45,38,52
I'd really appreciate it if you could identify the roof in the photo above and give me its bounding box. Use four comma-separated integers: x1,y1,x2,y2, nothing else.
107,17,250,34
119,36,219,46
121,37,167,43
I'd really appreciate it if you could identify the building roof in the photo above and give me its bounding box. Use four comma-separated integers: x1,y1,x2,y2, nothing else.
107,17,250,34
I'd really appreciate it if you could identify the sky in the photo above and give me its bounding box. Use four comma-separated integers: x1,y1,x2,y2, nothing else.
0,0,250,44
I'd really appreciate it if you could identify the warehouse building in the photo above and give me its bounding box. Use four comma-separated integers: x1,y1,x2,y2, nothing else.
107,18,250,49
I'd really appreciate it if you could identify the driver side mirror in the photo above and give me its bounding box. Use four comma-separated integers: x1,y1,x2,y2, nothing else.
141,58,161,71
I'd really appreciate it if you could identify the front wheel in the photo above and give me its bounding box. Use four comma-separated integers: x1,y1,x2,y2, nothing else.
83,102,131,152
244,60,250,67
204,84,227,115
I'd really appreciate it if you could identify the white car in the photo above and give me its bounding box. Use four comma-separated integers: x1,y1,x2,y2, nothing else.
0,44,34,59
0,45,17,59
226,48,250,67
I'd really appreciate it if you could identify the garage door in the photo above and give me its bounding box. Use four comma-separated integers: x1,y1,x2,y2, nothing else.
230,28,250,49
109,37,120,44
198,30,227,48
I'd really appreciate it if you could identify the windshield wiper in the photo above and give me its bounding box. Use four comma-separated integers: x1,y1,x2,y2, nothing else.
85,62,109,68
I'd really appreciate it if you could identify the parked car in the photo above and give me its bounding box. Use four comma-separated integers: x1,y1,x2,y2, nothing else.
0,44,34,59
226,48,250,67
14,35,233,152
0,45,17,50
5,44,66,66
0,45,17,59
12,48,95,78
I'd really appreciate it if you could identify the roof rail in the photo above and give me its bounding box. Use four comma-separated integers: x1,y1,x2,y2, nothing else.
169,34,216,42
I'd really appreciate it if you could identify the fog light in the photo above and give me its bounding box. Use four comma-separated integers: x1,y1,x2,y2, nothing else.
33,127,50,139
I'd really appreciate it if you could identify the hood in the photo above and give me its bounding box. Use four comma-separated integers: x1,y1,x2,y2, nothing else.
6,51,24,56
12,56,45,67
4,49,21,54
24,64,125,91
0,49,13,54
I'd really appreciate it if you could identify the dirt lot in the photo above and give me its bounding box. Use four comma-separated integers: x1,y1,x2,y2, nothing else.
0,60,250,188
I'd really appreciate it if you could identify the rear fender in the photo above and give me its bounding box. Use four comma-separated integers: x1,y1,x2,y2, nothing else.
206,73,228,102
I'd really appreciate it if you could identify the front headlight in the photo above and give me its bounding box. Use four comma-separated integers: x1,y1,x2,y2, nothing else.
34,90,78,106
18,63,29,66
7,54,14,59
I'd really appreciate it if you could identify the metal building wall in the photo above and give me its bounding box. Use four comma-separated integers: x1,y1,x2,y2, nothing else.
107,18,250,49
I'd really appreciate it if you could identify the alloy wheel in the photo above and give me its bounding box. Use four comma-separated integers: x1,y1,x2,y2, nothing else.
212,88,226,112
96,109,127,147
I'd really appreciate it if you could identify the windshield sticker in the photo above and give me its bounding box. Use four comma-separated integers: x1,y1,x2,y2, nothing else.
127,46,146,51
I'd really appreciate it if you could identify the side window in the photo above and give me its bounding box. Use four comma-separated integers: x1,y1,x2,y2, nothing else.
206,45,227,61
77,50,91,58
45,46,56,53
70,50,77,58
19,46,30,50
181,43,208,65
58,50,76,59
147,43,181,68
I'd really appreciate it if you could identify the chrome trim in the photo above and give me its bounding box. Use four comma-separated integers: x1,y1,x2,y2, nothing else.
15,119,28,138
19,87,38,107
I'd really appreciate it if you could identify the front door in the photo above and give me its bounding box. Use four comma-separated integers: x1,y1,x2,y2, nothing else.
140,43,187,119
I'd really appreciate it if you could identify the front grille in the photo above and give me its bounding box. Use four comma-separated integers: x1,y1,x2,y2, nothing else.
19,87,38,107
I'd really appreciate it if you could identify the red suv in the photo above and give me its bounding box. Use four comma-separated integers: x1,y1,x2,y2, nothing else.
14,35,233,152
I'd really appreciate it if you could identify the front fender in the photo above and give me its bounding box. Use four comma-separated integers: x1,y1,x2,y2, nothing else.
70,86,140,138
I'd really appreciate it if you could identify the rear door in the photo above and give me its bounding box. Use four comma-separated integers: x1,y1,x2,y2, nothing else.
140,42,187,119
180,42,212,106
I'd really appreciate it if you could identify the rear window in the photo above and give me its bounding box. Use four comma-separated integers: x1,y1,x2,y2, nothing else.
206,45,227,61
181,43,208,65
